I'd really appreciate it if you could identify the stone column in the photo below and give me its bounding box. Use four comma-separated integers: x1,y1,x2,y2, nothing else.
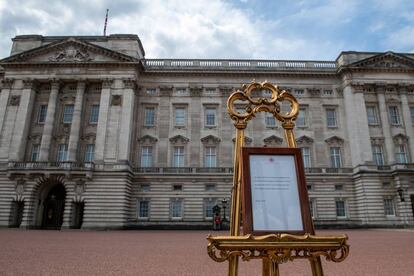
400,89,414,160
39,80,60,161
117,79,136,162
95,79,112,162
0,79,13,138
343,82,372,166
9,79,37,161
67,81,86,162
377,88,395,164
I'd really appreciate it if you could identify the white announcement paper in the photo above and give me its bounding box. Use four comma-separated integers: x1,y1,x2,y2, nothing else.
249,155,303,231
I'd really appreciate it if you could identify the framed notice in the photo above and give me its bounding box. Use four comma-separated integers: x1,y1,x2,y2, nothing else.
242,147,313,235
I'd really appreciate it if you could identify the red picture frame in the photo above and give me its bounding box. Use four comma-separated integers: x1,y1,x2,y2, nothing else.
242,147,314,235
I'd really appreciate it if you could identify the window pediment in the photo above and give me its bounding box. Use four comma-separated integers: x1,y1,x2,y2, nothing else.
393,133,408,144
138,135,158,144
325,135,344,145
232,136,252,144
200,135,221,144
169,135,189,144
296,135,314,145
263,135,283,145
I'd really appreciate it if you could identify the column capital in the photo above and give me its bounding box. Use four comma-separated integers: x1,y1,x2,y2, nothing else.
1,78,14,89
49,79,61,91
76,80,87,91
123,78,136,89
23,79,36,89
102,78,113,89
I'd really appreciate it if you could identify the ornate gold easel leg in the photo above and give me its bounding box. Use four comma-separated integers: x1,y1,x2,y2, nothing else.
271,262,280,276
310,258,324,276
263,260,280,276
228,126,245,276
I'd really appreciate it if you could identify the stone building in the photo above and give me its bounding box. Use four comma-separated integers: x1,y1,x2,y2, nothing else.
0,34,413,229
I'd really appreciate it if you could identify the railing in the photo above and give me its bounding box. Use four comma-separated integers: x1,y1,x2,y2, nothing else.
133,167,233,174
7,163,411,174
144,59,337,70
305,167,353,174
8,161,94,170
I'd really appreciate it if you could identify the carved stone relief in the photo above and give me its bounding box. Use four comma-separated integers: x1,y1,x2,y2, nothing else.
111,95,122,106
49,45,93,62
8,95,21,106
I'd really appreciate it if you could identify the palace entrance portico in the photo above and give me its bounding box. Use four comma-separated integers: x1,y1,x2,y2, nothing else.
41,183,66,229
33,176,67,230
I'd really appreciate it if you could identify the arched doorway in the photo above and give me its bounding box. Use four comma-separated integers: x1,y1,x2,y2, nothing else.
42,184,66,229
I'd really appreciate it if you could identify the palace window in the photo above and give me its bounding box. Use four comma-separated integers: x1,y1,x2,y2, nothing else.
173,184,182,191
205,199,215,219
63,104,74,123
410,107,414,125
171,200,183,219
301,147,311,168
335,184,344,191
205,107,216,127
173,146,185,167
265,113,276,127
323,90,333,96
296,107,307,127
38,105,48,123
31,144,40,161
384,198,395,216
372,145,385,165
146,88,156,95
329,147,342,168
335,200,346,218
326,108,337,127
204,146,217,167
89,105,99,124
294,89,304,97
388,106,400,125
144,107,155,126
84,144,94,163
395,145,408,164
57,144,68,162
137,200,149,218
205,184,216,191
174,107,186,127
366,106,379,125
140,184,150,192
140,146,153,167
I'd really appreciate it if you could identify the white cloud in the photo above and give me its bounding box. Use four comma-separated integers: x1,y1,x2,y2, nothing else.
386,26,414,51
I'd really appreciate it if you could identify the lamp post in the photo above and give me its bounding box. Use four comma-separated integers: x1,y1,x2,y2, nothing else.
222,198,228,222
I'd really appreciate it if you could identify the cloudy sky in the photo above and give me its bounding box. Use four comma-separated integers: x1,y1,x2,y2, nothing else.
1,0,414,60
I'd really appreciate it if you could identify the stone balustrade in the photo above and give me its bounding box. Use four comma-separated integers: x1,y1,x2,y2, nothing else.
5,162,413,174
144,59,337,70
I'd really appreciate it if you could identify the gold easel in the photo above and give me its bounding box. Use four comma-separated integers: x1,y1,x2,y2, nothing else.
207,81,349,276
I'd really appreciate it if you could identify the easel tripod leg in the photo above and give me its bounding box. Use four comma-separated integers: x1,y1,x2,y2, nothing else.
228,256,239,276
262,260,279,276
310,257,324,276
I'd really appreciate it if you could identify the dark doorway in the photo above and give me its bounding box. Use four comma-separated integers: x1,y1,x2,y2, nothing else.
9,201,24,228
71,202,84,229
42,184,66,229
411,195,414,219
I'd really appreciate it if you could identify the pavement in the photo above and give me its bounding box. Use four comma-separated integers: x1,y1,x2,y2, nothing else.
0,229,413,275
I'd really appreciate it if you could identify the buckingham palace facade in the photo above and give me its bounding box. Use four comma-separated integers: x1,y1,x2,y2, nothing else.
0,34,413,229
